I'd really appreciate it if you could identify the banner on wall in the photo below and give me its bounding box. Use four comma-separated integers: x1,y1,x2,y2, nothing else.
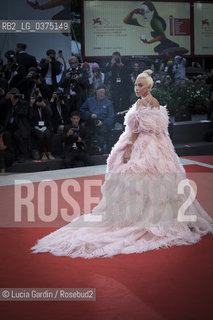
83,0,191,57
194,2,213,55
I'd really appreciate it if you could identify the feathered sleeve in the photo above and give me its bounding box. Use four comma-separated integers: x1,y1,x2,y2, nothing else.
124,104,169,135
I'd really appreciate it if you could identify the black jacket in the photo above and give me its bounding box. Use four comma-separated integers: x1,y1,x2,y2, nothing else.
3,63,26,89
39,59,62,89
16,52,37,73
105,61,132,90
62,123,88,153
60,67,89,93
18,77,53,102
1,98,31,138
51,102,69,133
29,101,53,132
60,67,89,109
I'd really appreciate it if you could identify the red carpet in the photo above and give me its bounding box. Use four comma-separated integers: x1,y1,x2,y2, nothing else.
183,155,213,165
184,164,213,172
0,164,212,320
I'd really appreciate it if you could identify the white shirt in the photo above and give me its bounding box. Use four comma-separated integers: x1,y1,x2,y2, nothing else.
45,63,53,85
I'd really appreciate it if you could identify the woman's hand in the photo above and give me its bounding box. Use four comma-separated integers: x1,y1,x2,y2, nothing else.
136,94,160,109
123,144,132,163
136,94,151,108
140,38,149,44
27,0,41,10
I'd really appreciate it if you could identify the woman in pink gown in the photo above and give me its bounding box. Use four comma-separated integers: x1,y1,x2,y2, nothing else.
31,70,213,258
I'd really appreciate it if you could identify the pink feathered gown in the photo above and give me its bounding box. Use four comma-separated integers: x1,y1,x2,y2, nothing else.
31,102,213,258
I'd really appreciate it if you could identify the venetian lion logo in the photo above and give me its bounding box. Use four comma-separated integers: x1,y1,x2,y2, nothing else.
93,18,102,25
202,19,210,27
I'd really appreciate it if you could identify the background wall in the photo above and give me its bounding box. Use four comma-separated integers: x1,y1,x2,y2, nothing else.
0,0,80,63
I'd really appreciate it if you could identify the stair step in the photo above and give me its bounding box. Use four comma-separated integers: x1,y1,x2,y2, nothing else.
172,120,211,143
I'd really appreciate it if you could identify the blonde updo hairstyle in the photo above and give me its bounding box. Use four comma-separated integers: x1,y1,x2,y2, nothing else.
136,69,154,88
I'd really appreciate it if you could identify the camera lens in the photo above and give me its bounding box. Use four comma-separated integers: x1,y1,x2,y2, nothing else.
33,74,40,80
36,96,43,102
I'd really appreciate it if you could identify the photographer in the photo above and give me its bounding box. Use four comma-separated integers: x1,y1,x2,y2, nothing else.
62,111,92,168
19,67,52,102
0,125,15,174
15,43,37,73
2,88,31,162
60,56,89,112
3,50,26,89
50,90,69,134
29,92,55,160
105,52,132,114
91,63,104,91
39,49,62,93
80,85,114,153
172,56,186,85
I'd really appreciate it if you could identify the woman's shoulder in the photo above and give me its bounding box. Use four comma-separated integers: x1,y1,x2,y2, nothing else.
129,100,169,120
135,98,161,111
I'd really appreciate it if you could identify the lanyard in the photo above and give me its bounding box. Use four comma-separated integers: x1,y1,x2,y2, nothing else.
57,105,62,117
38,107,42,120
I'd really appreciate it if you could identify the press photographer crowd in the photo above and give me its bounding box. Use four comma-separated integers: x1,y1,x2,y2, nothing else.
0,43,213,173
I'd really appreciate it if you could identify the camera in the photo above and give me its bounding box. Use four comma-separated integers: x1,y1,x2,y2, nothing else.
69,69,81,91
58,94,67,100
56,91,67,101
115,58,121,64
34,88,40,96
93,68,101,76
33,90,43,103
32,73,40,80
36,96,43,103
71,127,79,141
13,94,23,99
56,91,64,97
70,69,80,82
94,119,100,126
11,63,18,72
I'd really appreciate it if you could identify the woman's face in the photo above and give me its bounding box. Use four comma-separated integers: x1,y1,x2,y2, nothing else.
141,5,154,21
134,78,150,98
